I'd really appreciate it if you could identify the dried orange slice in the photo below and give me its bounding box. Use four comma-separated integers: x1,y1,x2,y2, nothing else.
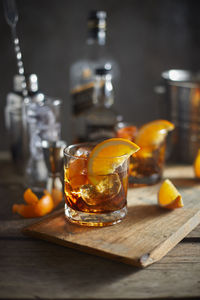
194,149,200,178
87,138,140,178
158,179,183,209
12,189,54,218
135,120,174,147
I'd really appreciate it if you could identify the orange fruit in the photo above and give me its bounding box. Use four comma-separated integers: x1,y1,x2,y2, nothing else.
158,179,183,209
87,138,140,179
194,149,200,178
12,189,54,218
135,120,174,147
116,126,138,141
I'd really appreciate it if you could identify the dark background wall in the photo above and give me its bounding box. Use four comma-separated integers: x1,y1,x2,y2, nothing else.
1,0,200,150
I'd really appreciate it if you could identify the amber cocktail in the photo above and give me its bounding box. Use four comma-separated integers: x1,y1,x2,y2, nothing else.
129,142,166,186
116,120,174,186
63,139,139,226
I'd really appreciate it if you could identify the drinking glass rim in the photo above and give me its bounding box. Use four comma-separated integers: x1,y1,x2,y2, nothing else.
63,142,130,160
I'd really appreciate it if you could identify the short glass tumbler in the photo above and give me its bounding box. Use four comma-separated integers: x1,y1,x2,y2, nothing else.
115,122,167,186
128,142,166,186
63,143,129,226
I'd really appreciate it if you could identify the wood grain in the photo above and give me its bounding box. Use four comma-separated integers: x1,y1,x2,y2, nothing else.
0,239,200,299
23,165,200,268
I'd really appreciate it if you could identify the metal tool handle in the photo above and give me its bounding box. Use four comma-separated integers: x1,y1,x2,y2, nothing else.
3,0,26,82
3,0,18,27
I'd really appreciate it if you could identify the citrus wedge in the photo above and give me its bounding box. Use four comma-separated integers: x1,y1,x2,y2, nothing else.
87,138,140,180
135,120,174,147
194,149,200,178
158,179,183,209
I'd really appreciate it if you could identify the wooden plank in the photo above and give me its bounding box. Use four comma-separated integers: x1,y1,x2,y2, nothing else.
186,224,200,238
23,165,200,268
0,209,63,238
0,239,199,299
0,217,199,239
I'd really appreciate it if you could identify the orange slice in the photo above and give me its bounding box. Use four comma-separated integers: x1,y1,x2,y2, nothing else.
12,189,54,218
87,138,140,179
194,149,200,178
158,179,183,209
135,120,174,147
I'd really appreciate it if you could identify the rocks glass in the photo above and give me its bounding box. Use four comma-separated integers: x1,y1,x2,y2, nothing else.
63,143,129,226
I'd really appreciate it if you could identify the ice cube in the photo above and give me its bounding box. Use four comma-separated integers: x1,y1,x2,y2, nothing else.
96,173,121,197
79,173,121,206
75,147,90,157
80,184,102,205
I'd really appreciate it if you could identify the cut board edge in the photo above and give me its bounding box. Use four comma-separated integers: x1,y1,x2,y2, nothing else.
139,209,200,267
22,209,200,268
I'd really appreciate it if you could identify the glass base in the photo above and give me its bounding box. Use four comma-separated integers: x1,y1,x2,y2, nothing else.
129,173,162,187
64,204,127,227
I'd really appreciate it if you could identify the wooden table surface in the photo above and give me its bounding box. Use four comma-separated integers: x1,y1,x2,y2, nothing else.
0,157,200,300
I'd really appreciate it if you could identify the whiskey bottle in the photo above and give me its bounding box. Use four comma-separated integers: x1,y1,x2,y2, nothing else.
70,10,120,142
85,65,122,142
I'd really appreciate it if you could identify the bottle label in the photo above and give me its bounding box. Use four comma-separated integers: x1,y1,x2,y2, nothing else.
71,82,94,115
86,124,115,141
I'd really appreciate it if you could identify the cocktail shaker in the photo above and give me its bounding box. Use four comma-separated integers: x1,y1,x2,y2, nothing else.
156,69,200,163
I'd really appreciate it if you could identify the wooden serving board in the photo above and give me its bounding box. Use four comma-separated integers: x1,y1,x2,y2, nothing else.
23,165,200,268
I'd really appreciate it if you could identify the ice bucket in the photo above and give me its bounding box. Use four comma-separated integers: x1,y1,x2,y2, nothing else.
156,69,200,163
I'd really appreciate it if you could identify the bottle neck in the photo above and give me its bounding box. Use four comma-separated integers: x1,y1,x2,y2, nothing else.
84,36,106,61
93,75,114,107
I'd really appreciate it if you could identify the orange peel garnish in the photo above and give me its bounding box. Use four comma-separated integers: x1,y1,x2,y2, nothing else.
12,189,54,218
23,188,39,205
